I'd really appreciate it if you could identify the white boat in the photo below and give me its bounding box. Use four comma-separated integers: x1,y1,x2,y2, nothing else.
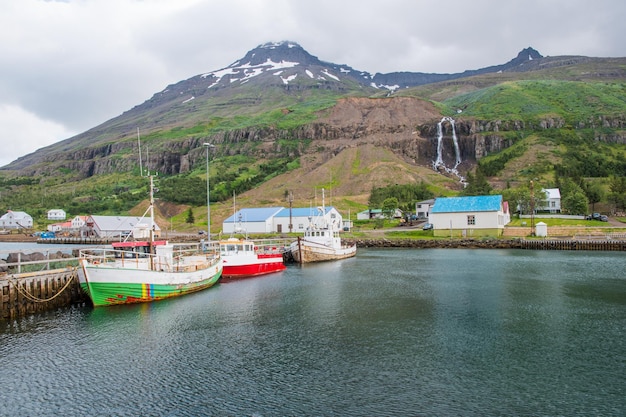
77,175,222,307
289,190,356,263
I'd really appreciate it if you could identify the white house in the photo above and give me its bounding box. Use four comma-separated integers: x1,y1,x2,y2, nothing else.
81,215,161,239
222,207,284,234
538,188,561,213
0,210,33,230
415,199,435,219
47,209,67,220
274,206,343,233
222,206,345,234
71,216,88,230
429,195,510,237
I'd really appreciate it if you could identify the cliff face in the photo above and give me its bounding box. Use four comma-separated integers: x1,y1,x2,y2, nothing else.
17,97,626,179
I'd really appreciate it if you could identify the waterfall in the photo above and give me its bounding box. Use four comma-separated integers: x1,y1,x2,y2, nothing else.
432,117,465,183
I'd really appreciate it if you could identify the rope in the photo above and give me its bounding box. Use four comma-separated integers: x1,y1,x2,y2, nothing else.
6,268,77,303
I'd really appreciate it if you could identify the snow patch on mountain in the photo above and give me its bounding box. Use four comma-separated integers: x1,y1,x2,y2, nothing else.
201,59,300,87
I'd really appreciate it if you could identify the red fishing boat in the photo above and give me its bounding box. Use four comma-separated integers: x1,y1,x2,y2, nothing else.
219,237,286,280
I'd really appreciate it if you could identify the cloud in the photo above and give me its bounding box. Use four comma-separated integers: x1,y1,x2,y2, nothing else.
1,0,625,168
0,104,75,167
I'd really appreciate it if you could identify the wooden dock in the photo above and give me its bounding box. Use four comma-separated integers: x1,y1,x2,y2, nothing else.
1,267,87,320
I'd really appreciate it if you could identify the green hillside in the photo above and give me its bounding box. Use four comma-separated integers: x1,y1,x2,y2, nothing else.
2,68,626,232
442,80,626,122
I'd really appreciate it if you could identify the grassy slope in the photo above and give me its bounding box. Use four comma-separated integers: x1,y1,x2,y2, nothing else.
3,69,626,232
442,80,626,122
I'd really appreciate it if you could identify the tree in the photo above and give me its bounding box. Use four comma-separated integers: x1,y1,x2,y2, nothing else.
368,182,434,211
185,207,195,224
608,176,626,212
381,197,399,219
558,177,587,214
583,180,604,212
460,167,492,196
562,191,588,215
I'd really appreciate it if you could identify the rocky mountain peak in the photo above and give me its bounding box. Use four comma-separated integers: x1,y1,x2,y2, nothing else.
232,41,324,67
501,46,544,69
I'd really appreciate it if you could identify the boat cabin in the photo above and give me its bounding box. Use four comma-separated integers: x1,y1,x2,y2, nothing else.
219,239,255,256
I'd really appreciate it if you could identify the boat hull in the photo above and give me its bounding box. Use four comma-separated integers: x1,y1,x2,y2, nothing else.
222,255,286,279
290,239,357,263
219,238,287,279
78,258,222,307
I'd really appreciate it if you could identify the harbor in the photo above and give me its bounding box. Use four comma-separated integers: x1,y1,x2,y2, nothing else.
2,235,626,319
1,248,624,416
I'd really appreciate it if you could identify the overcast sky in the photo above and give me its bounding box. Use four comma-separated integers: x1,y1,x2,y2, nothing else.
1,0,625,167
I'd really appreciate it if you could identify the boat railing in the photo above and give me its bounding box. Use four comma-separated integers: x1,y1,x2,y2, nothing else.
212,237,293,254
79,243,220,272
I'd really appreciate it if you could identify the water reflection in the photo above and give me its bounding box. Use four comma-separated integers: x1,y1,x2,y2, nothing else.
1,248,625,416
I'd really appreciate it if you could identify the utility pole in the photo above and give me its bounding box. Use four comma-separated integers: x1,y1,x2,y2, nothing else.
530,180,536,237
288,191,293,233
203,143,215,238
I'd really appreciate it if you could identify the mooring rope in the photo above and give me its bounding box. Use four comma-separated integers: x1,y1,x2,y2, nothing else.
6,267,77,303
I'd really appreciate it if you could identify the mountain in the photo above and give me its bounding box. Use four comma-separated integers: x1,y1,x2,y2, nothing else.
2,42,550,174
1,41,625,224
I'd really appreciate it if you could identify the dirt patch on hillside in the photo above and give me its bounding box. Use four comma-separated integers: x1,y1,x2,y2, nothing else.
318,96,442,127
233,142,458,209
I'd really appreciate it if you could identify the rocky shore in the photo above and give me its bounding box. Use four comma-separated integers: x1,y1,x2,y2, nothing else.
345,238,525,249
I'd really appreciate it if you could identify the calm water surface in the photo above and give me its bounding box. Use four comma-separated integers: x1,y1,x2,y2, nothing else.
1,248,625,416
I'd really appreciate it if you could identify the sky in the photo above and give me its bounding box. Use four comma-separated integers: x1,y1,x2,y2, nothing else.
1,0,625,168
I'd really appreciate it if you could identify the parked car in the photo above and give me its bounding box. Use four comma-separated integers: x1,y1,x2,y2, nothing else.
600,215,609,222
422,223,433,230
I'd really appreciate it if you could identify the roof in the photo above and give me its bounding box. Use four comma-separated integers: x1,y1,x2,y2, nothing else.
1,210,31,219
416,199,436,205
89,215,160,231
224,207,284,223
431,195,503,213
274,207,334,218
543,188,561,199
357,209,382,214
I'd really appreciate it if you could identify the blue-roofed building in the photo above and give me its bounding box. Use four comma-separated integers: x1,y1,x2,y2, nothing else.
222,207,284,234
430,195,510,237
222,206,345,234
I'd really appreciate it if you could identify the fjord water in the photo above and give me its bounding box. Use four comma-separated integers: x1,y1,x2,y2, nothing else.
1,248,625,416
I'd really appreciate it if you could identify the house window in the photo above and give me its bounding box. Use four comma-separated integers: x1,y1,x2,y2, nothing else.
551,201,556,208
467,215,476,225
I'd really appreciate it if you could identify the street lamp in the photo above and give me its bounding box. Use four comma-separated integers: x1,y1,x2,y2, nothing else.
203,143,215,238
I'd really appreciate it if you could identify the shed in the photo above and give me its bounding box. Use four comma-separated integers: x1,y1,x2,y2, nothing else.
535,222,548,237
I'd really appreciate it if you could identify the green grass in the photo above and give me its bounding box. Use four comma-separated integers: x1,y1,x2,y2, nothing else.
508,217,603,227
443,80,626,123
